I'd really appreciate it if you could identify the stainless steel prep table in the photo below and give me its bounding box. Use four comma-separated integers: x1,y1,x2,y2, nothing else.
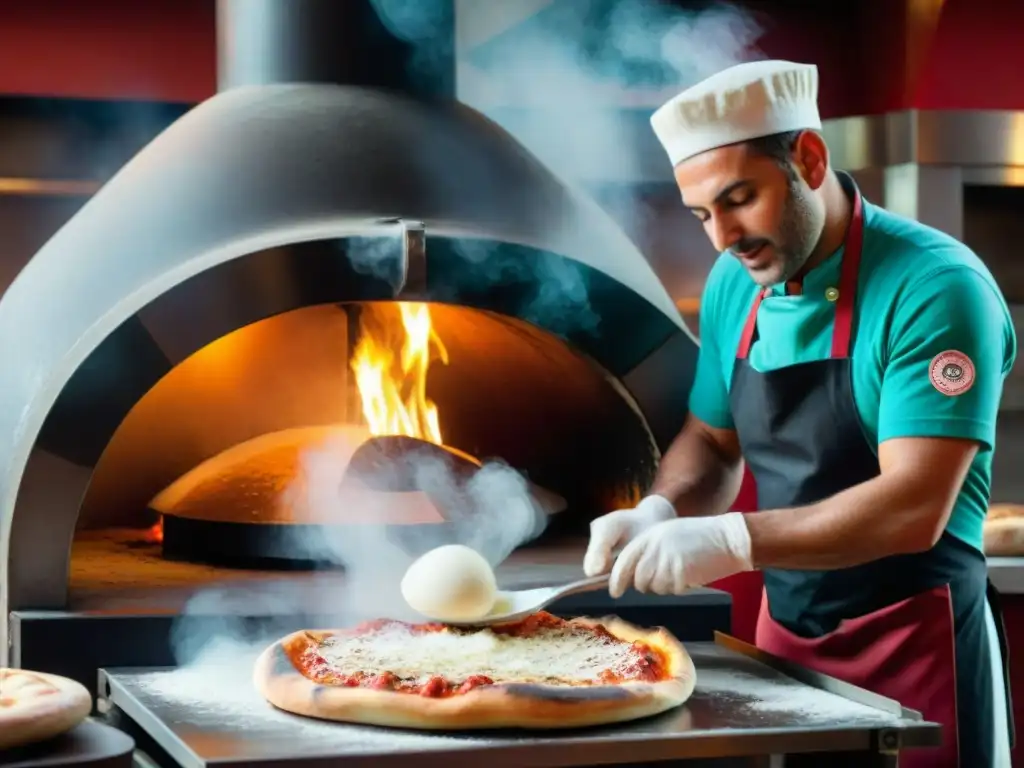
96,635,940,767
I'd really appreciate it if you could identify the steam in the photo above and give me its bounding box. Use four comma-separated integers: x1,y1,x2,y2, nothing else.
169,429,555,667
524,254,600,335
287,432,550,570
370,0,763,338
458,0,764,183
346,227,405,287
443,239,601,336
370,0,767,183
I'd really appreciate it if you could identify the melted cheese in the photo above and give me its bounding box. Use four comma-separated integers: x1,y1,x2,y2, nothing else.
318,624,640,684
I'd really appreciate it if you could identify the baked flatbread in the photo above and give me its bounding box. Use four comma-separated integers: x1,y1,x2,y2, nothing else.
254,611,694,730
984,504,1024,557
0,669,92,750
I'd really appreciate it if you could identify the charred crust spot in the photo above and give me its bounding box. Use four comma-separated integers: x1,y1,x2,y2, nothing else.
272,645,298,676
498,683,635,702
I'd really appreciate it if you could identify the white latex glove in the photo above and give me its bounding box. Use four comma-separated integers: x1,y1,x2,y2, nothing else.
608,513,753,598
583,495,677,577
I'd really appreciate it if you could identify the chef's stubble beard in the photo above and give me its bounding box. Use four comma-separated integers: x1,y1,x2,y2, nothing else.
757,180,823,286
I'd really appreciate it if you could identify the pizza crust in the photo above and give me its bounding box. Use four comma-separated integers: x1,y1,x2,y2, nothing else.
984,504,1024,557
254,616,696,730
0,669,93,750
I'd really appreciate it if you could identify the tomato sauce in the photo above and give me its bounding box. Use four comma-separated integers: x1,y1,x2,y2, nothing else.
296,611,670,696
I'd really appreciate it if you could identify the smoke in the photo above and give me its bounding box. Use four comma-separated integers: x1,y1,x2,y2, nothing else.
287,432,554,564
169,428,559,667
365,1,763,338
459,0,765,183
345,227,601,339
370,0,456,95
346,226,406,287
464,0,765,182
444,239,600,336
523,254,600,335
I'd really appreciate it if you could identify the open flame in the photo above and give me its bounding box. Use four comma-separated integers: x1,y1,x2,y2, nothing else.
351,302,448,444
143,302,448,547
143,518,163,543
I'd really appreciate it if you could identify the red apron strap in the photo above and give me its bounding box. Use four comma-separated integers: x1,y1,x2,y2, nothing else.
736,185,865,362
829,189,865,359
736,288,768,360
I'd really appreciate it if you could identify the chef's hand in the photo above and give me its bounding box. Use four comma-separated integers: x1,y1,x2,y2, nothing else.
608,513,753,598
583,495,677,577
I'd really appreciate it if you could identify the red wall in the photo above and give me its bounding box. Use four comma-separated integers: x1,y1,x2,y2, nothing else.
2,0,1020,112
913,0,1024,109
0,0,216,103
0,0,950,116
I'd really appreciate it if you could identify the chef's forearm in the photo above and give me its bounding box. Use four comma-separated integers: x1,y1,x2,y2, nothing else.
743,474,952,569
648,416,744,518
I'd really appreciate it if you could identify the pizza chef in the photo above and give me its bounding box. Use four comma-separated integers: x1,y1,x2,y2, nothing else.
583,59,1016,767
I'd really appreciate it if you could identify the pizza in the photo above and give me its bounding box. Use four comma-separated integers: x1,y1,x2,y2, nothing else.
254,611,695,730
0,669,93,750
984,504,1024,557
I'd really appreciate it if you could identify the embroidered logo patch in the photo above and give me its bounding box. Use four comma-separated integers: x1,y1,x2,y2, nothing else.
929,350,975,396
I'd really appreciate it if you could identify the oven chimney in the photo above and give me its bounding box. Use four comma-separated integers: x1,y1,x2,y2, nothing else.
216,0,455,98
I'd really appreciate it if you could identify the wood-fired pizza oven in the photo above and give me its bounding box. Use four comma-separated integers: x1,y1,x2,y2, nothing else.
0,0,698,670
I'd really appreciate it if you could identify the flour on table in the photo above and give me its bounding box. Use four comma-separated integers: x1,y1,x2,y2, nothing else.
696,668,903,724
118,649,484,752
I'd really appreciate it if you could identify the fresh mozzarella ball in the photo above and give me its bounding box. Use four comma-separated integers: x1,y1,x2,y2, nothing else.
400,544,498,621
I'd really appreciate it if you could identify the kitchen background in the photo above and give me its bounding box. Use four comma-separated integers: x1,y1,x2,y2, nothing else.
3,0,1021,496
3,0,1024,761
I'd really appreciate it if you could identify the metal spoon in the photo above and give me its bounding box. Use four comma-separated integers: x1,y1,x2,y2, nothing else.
438,574,612,627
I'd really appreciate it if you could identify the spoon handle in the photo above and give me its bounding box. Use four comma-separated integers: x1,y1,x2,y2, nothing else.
555,573,610,599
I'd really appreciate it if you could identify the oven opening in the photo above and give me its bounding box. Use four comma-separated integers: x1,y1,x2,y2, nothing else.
73,301,657,579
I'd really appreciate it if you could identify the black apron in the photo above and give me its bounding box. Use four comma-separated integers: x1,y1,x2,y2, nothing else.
728,176,1013,766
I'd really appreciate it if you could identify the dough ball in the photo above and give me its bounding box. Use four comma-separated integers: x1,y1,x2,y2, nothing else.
400,544,498,621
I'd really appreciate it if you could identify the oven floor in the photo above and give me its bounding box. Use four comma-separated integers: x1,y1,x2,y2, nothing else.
68,529,588,613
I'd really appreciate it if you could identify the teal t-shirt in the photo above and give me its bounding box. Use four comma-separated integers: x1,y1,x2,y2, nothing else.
689,199,1017,552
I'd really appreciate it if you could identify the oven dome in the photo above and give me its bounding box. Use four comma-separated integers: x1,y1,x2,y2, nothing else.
0,82,698,634
0,82,688,496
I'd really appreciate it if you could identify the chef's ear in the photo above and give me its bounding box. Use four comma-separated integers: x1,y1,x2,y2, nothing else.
791,130,829,190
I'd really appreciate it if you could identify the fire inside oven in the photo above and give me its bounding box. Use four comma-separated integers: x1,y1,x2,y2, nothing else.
74,296,658,571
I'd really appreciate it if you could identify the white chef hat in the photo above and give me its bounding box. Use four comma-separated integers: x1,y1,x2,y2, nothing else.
651,60,821,167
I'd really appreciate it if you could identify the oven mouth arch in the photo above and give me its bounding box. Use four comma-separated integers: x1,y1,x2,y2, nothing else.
5,231,691,620
37,233,681,470
76,297,665,571
0,81,700,669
